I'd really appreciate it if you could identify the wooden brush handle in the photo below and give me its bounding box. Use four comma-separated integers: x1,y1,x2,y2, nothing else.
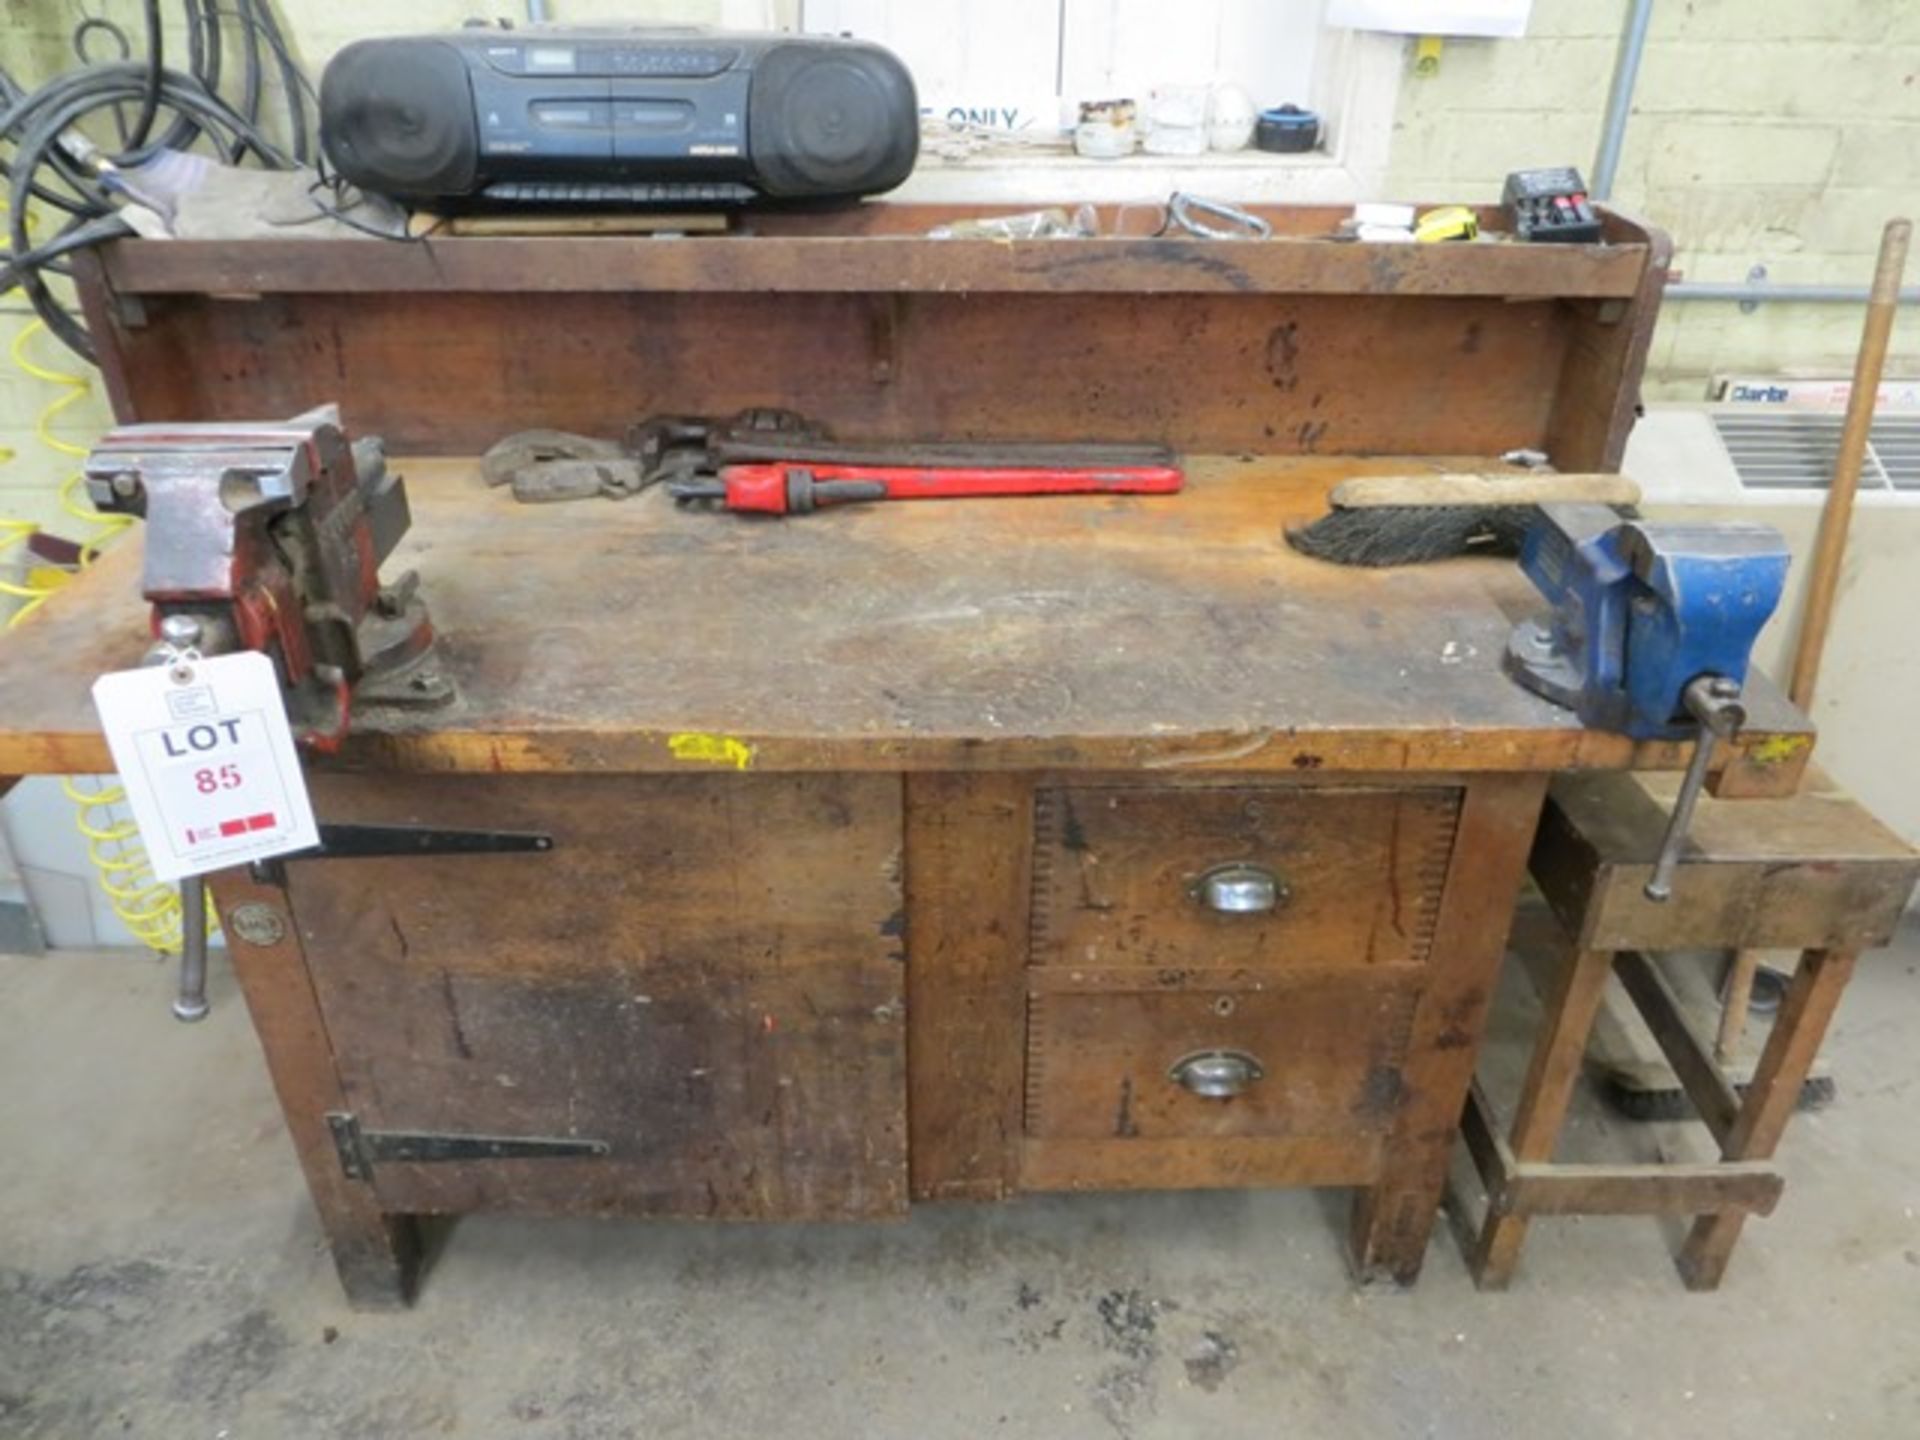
1788,218,1911,712
1328,472,1642,509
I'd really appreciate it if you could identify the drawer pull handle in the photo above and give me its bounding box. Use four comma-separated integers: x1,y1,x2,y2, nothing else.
1169,1049,1265,1098
1196,863,1287,914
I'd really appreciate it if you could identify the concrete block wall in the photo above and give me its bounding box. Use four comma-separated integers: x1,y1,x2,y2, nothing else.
1384,0,1920,400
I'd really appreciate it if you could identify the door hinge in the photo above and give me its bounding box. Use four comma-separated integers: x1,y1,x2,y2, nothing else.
325,1112,610,1181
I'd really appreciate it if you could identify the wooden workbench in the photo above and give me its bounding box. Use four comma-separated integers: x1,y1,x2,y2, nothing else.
0,204,1818,1305
0,455,1809,779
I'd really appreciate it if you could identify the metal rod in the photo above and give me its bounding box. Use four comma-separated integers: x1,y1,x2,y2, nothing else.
1665,281,1920,305
525,0,551,22
1591,0,1655,201
1645,723,1717,903
173,875,210,1022
1645,675,1747,904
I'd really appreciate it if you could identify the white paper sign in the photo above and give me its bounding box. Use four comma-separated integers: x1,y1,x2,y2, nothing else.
1327,0,1532,39
91,650,319,882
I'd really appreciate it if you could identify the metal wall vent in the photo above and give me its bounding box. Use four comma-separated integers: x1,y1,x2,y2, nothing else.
1712,412,1920,491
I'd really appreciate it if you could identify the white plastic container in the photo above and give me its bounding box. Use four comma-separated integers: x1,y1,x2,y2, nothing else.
1142,85,1209,156
1074,99,1137,159
1206,84,1257,152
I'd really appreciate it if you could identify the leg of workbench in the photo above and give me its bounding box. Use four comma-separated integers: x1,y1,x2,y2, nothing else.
1351,773,1548,1285
1468,944,1617,1289
1677,948,1857,1291
208,867,422,1309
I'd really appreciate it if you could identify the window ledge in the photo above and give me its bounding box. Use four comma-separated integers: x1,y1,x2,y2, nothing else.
895,147,1360,206
892,31,1405,207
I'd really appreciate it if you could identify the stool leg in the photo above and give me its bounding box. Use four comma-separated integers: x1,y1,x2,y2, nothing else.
1716,948,1762,1064
1678,948,1858,1291
1471,946,1616,1289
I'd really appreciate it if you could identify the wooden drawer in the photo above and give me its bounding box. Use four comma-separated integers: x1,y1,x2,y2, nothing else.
1030,784,1461,972
1025,974,1415,1142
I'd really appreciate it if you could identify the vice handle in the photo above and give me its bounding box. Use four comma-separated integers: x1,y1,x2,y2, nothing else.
1645,675,1746,903
173,874,210,1022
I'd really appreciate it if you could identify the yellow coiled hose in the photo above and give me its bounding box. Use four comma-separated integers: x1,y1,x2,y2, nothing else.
1,319,125,614
3,316,209,955
61,777,187,950
0,198,66,619
0,198,40,616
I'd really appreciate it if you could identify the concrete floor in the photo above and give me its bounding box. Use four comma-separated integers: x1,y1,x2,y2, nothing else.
3,927,1918,1440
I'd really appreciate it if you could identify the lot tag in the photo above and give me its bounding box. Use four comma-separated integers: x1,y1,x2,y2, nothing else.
91,650,319,882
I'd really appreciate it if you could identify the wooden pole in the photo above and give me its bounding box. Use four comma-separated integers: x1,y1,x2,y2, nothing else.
1787,219,1911,711
1739,224,1911,1075
1716,948,1760,1063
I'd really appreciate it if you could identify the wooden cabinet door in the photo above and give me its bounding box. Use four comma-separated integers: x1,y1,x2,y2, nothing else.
283,771,907,1221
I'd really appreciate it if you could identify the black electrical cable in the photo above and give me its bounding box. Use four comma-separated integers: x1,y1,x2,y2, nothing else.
246,0,308,164
210,3,316,104
305,153,416,243
0,152,92,215
235,0,263,135
56,4,251,164
125,0,165,152
156,0,211,155
195,0,225,117
180,0,208,91
304,179,412,242
141,0,225,159
3,4,311,361
6,64,290,359
0,70,113,214
72,17,133,64
0,212,133,294
2,61,289,206
71,17,135,147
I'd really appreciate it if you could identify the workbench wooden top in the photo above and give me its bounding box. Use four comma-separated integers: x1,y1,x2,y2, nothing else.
0,454,1809,778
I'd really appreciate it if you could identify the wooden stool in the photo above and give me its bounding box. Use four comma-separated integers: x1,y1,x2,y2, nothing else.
1457,768,1918,1290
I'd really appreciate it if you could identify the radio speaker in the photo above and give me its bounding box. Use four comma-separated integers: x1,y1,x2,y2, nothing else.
321,39,478,197
748,42,918,198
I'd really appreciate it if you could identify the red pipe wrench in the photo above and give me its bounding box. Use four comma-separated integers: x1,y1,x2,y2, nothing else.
668,459,1184,515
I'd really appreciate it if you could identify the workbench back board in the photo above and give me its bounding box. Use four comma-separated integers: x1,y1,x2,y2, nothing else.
78,204,1668,470
83,290,1571,461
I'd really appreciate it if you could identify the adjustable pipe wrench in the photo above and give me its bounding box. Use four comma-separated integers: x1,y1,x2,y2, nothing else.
668,459,1185,514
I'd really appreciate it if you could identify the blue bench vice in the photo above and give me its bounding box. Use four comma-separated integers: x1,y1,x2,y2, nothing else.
1506,502,1792,899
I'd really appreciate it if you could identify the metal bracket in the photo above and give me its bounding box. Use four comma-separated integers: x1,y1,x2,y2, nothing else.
326,1112,611,1182
250,823,553,884
110,288,149,330
868,293,903,384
